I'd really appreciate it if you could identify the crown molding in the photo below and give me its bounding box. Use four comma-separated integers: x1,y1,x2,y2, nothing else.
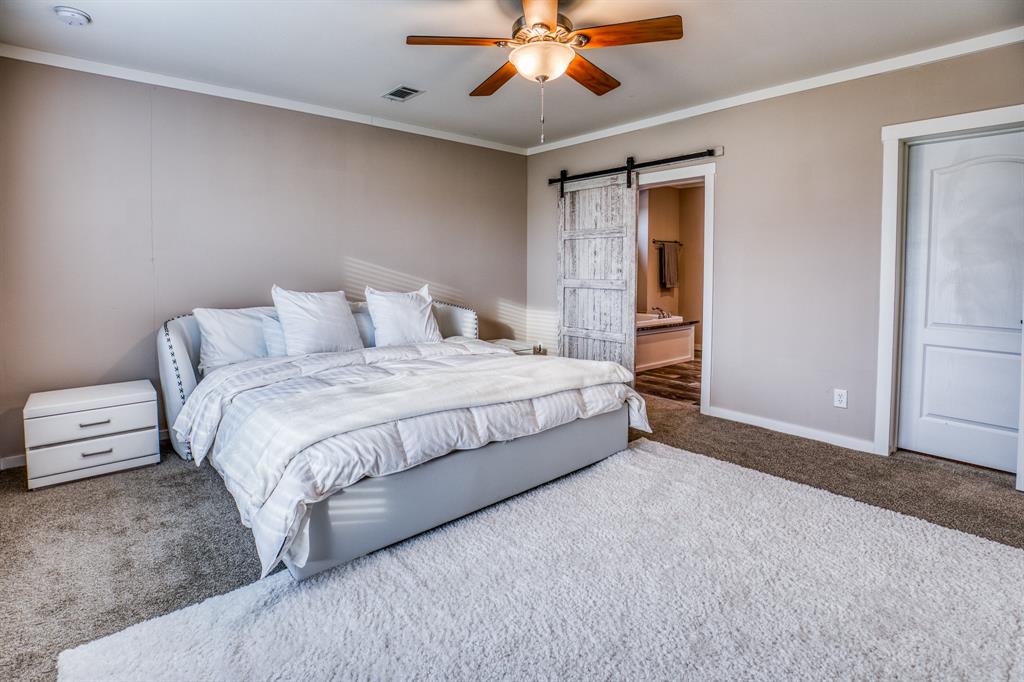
0,43,528,155
2,25,1022,158
524,25,1024,155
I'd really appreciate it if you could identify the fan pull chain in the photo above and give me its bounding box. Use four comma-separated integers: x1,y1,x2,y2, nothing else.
540,79,545,144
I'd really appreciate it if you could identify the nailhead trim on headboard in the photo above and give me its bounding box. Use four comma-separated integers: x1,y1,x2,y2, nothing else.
162,316,190,407
434,301,479,338
161,314,193,458
435,300,472,311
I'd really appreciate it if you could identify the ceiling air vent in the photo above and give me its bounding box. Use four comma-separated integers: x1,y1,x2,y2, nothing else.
381,86,423,102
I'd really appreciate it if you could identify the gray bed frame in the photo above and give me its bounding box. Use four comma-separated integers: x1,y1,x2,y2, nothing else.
157,302,629,580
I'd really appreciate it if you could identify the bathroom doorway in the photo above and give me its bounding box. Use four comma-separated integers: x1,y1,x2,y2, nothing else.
634,180,705,407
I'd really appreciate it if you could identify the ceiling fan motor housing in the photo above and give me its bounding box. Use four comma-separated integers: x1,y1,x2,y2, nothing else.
512,13,574,43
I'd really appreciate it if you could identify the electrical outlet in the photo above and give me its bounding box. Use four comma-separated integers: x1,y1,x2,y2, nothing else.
833,389,848,409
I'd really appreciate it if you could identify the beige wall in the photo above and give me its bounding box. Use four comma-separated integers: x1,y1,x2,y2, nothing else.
0,58,527,455
678,186,704,346
527,44,1024,444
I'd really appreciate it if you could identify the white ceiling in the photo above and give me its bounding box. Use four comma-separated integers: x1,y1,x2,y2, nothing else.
1,0,1021,151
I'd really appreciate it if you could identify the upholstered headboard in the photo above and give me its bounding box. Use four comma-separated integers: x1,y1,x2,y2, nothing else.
157,301,479,459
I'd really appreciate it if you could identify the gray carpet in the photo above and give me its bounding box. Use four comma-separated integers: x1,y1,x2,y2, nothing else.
0,453,259,682
2,396,1023,681
636,395,1024,550
58,439,1024,681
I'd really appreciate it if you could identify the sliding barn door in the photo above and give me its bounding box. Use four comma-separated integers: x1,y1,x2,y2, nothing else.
557,175,638,372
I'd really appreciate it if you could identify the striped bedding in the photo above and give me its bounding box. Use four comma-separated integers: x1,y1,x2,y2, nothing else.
173,338,649,576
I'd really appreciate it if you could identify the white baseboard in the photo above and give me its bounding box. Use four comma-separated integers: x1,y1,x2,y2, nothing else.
1,454,26,470
701,406,880,455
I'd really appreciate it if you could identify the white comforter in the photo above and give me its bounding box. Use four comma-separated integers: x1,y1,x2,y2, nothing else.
174,338,649,576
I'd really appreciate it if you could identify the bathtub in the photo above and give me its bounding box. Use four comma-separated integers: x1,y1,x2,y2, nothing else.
635,313,696,371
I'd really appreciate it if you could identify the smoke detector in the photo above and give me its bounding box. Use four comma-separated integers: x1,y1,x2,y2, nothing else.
54,6,92,26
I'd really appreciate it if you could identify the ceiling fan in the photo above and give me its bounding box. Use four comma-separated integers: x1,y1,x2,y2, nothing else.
406,0,684,97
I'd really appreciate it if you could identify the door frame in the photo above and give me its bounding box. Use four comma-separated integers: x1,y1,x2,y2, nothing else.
873,104,1024,457
637,162,716,413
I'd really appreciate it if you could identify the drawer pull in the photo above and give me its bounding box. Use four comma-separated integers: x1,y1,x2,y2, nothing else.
79,419,112,428
81,448,114,458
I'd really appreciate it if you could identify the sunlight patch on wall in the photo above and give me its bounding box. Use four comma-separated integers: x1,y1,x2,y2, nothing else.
526,307,559,350
495,298,529,340
341,257,466,305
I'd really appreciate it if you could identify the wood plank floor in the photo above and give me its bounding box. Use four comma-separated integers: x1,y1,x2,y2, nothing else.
635,350,702,407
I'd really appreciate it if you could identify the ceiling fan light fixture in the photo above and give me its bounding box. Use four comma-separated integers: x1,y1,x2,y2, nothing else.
508,41,575,82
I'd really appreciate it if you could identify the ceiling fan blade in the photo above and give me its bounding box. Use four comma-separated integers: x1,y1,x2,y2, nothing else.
565,53,620,96
570,15,683,49
470,61,518,96
522,0,558,31
406,36,507,46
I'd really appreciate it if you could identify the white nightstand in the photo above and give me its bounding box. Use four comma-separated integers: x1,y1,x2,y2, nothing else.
23,380,160,490
487,339,551,356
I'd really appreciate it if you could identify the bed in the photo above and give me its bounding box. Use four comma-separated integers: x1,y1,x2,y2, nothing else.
158,301,649,580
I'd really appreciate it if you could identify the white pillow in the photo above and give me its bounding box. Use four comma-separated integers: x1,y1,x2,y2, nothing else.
192,306,274,373
271,285,364,355
364,285,443,347
262,315,288,357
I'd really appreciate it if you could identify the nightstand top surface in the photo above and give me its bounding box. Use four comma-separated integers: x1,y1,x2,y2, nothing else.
24,380,156,419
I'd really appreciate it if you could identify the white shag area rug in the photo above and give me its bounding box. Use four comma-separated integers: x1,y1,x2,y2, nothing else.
60,439,1024,681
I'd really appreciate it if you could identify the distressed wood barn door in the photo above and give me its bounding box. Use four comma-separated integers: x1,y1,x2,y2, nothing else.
557,174,638,372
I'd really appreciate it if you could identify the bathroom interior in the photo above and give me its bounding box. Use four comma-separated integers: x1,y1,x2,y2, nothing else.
635,181,704,406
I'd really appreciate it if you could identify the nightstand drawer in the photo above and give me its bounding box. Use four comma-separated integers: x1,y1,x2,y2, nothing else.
24,401,157,448
27,428,159,479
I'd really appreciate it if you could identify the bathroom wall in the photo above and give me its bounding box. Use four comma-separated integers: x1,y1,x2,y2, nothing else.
636,185,704,343
636,191,649,313
678,186,704,345
642,187,684,315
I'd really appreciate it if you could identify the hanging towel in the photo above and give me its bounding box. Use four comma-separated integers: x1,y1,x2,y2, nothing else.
659,242,680,288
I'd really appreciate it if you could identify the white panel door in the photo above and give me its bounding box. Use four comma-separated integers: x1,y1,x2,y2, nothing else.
557,175,638,371
1019,294,1024,490
898,129,1024,472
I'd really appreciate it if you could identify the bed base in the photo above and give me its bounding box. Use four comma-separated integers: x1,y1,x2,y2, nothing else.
284,405,628,580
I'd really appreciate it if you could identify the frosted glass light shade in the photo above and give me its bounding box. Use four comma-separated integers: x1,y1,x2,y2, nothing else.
509,42,575,82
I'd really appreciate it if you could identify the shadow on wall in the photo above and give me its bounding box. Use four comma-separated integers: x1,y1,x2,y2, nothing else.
0,409,21,457
527,308,559,350
98,334,157,387
495,299,528,340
